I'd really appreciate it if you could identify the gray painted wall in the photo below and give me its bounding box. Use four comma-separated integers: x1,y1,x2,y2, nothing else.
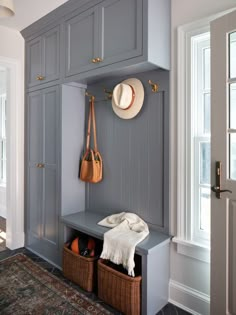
85,69,169,232
61,83,86,216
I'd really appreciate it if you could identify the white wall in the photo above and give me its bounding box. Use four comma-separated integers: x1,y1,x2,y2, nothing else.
170,1,236,314
0,26,25,248
0,69,6,218
0,69,6,94
0,26,24,61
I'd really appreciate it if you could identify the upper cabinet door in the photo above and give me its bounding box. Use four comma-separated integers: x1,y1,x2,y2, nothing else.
27,25,60,88
65,7,99,77
97,0,142,67
27,37,42,87
43,26,60,84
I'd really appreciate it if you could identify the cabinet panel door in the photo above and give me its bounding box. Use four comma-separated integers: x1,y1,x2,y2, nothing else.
28,165,42,239
65,8,99,77
43,26,60,83
98,0,142,66
43,167,58,245
42,86,59,245
27,91,43,239
43,87,59,165
27,37,42,88
28,91,43,164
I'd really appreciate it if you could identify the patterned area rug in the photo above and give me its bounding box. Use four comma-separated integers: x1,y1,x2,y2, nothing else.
0,254,112,315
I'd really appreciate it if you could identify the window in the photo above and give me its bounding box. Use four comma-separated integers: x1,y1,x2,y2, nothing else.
174,21,211,261
191,33,211,244
0,93,6,184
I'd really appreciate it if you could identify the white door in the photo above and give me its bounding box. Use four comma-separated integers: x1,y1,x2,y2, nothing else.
211,9,236,315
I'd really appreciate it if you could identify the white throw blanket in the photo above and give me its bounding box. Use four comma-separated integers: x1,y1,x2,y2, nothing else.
98,212,149,277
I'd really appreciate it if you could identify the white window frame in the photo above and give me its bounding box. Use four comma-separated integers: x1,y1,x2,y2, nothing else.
191,34,211,244
173,19,212,263
172,9,236,263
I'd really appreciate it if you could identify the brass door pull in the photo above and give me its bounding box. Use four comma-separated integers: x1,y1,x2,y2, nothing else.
36,75,45,81
36,163,45,168
96,57,103,63
91,57,103,63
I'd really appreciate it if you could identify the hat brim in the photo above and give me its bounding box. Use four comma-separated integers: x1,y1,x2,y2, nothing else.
112,78,144,119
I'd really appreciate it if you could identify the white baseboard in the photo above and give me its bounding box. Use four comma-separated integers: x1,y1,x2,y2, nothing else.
6,232,25,250
169,279,210,315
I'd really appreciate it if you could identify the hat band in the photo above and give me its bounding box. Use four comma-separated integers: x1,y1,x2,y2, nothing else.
122,85,135,110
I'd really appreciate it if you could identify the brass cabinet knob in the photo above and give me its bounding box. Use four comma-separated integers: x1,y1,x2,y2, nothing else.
36,75,45,81
91,57,103,63
36,163,45,168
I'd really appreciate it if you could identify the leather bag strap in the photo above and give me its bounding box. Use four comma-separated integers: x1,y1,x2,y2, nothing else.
86,100,92,151
91,99,98,153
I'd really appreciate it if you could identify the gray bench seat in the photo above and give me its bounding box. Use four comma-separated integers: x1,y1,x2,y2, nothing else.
61,210,170,255
61,210,171,314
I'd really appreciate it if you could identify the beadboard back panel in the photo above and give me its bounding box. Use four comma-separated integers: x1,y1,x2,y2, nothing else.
85,70,169,232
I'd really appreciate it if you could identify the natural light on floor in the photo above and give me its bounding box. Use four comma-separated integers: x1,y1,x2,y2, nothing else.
0,230,6,243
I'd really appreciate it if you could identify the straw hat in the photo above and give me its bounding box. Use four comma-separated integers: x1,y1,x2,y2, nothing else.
112,78,144,119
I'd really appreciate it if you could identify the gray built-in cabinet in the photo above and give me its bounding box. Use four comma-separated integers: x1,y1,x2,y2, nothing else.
22,0,171,281
23,0,170,89
65,0,142,77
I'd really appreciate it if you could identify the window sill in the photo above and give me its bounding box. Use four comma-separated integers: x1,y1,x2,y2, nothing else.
172,237,210,263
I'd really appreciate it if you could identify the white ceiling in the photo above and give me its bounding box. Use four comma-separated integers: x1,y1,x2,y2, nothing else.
0,0,69,31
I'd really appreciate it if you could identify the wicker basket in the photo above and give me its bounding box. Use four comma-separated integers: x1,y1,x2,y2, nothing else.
98,259,142,315
63,243,97,292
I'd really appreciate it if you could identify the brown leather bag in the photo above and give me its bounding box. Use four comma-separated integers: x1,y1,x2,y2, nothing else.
80,98,103,183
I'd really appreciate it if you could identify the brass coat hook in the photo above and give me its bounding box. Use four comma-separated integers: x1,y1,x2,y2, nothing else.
148,80,159,93
85,91,95,102
103,88,113,100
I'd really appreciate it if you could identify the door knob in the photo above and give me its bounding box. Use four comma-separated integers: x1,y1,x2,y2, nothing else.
212,161,232,199
211,186,232,194
91,58,97,63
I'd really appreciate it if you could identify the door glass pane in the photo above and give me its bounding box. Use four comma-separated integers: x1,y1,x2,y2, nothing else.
230,83,236,129
230,133,236,180
204,93,211,134
200,187,210,232
200,141,210,184
230,32,236,79
204,48,210,89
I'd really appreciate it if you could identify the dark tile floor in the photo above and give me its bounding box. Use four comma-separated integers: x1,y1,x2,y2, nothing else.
0,216,191,315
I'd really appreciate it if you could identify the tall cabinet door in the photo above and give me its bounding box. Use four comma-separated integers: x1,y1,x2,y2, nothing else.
26,86,60,265
27,91,43,240
41,87,59,248
97,0,143,66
